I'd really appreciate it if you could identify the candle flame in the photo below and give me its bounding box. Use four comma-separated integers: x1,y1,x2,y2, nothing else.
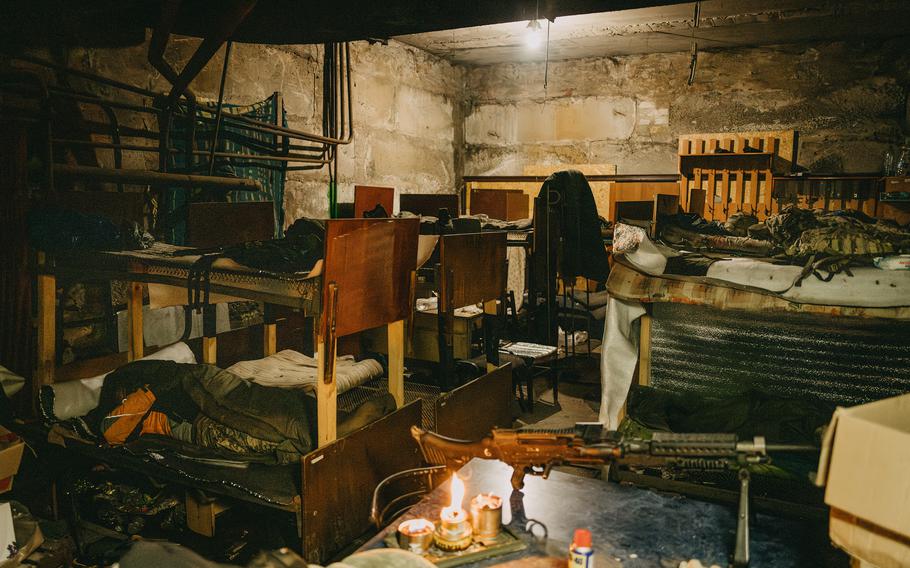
441,474,465,519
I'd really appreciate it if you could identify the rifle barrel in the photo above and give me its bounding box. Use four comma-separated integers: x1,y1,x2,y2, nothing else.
765,444,818,453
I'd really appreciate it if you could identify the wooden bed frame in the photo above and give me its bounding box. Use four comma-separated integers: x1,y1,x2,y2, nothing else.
32,216,423,561
608,258,910,422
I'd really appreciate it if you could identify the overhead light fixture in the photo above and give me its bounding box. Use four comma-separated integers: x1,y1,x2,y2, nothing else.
525,0,544,50
525,18,543,49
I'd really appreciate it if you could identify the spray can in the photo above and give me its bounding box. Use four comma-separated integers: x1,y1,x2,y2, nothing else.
569,528,594,567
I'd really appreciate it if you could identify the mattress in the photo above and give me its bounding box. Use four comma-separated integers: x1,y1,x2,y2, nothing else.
226,350,383,394
614,223,910,309
57,242,323,309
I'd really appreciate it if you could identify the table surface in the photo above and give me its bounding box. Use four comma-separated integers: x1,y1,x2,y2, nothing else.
362,459,846,568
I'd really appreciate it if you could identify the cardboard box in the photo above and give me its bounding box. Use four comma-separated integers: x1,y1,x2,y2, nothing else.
816,394,910,568
0,426,24,494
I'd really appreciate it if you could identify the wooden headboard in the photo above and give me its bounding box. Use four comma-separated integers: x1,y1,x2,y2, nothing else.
439,232,507,309
322,218,419,337
399,193,460,217
354,185,394,218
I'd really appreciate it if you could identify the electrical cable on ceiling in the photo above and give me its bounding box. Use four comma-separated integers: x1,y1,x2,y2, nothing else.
687,1,701,86
544,18,550,90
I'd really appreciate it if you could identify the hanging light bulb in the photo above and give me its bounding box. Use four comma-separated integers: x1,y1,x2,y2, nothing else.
525,18,543,49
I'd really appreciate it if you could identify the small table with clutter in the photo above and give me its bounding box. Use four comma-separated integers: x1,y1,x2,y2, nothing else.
361,459,845,568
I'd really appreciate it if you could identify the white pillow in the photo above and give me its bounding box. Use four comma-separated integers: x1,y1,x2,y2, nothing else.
49,342,196,420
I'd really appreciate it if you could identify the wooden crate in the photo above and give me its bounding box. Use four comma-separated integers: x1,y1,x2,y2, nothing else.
678,130,797,221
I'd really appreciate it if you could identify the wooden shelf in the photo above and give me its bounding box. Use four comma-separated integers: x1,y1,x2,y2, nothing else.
679,152,774,176
678,151,774,158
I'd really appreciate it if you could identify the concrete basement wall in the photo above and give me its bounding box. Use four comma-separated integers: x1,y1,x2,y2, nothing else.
54,35,463,222
462,38,910,176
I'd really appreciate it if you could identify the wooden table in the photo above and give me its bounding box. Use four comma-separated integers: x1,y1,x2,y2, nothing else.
362,459,846,567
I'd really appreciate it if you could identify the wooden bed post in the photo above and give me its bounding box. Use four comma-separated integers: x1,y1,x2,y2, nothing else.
317,282,339,447
387,319,405,407
483,299,498,372
127,281,144,361
638,311,652,387
262,303,277,357
620,308,653,428
202,304,217,365
36,253,56,396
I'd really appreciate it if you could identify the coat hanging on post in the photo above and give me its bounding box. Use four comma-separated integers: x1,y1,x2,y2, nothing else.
534,169,611,283
530,170,611,346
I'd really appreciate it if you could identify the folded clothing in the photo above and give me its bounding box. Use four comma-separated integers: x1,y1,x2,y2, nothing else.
216,217,325,274
226,350,383,393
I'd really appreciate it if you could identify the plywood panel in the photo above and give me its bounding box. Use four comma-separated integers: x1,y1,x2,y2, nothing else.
301,401,423,563
440,232,507,309
469,188,529,220
399,193,460,217
354,185,394,218
323,219,419,337
436,364,512,441
522,163,617,176
467,180,612,219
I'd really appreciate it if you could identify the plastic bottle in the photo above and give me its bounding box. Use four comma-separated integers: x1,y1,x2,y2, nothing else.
569,528,594,567
883,148,894,176
896,146,910,177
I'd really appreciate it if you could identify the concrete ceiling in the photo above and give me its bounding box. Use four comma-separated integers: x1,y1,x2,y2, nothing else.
395,0,910,66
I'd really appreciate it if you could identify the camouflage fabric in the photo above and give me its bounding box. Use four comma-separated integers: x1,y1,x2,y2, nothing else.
785,214,910,257
758,205,910,258
193,414,291,462
787,225,897,257
762,205,819,246
723,212,759,237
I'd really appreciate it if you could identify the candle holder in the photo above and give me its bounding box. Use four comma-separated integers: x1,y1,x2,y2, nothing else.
396,519,435,554
434,508,473,551
469,493,502,543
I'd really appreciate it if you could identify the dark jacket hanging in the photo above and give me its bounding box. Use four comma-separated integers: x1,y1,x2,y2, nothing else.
533,170,611,283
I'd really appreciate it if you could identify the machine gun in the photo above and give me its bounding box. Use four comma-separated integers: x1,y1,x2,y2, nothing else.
411,423,816,567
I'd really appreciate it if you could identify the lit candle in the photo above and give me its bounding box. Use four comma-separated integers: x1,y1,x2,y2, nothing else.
469,493,502,543
434,474,473,551
397,518,435,554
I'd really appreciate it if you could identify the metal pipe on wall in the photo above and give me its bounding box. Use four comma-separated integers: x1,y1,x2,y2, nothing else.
54,164,264,192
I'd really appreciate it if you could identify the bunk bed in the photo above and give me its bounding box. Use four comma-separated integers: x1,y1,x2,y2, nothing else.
364,231,514,439
28,217,425,562
424,232,508,387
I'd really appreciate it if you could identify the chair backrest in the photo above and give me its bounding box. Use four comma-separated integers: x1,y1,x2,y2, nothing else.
370,465,447,528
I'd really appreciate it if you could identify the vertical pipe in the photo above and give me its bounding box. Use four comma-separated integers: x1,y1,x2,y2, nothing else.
208,41,233,176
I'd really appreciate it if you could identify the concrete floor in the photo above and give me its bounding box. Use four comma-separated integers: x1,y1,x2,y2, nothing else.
514,355,601,429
